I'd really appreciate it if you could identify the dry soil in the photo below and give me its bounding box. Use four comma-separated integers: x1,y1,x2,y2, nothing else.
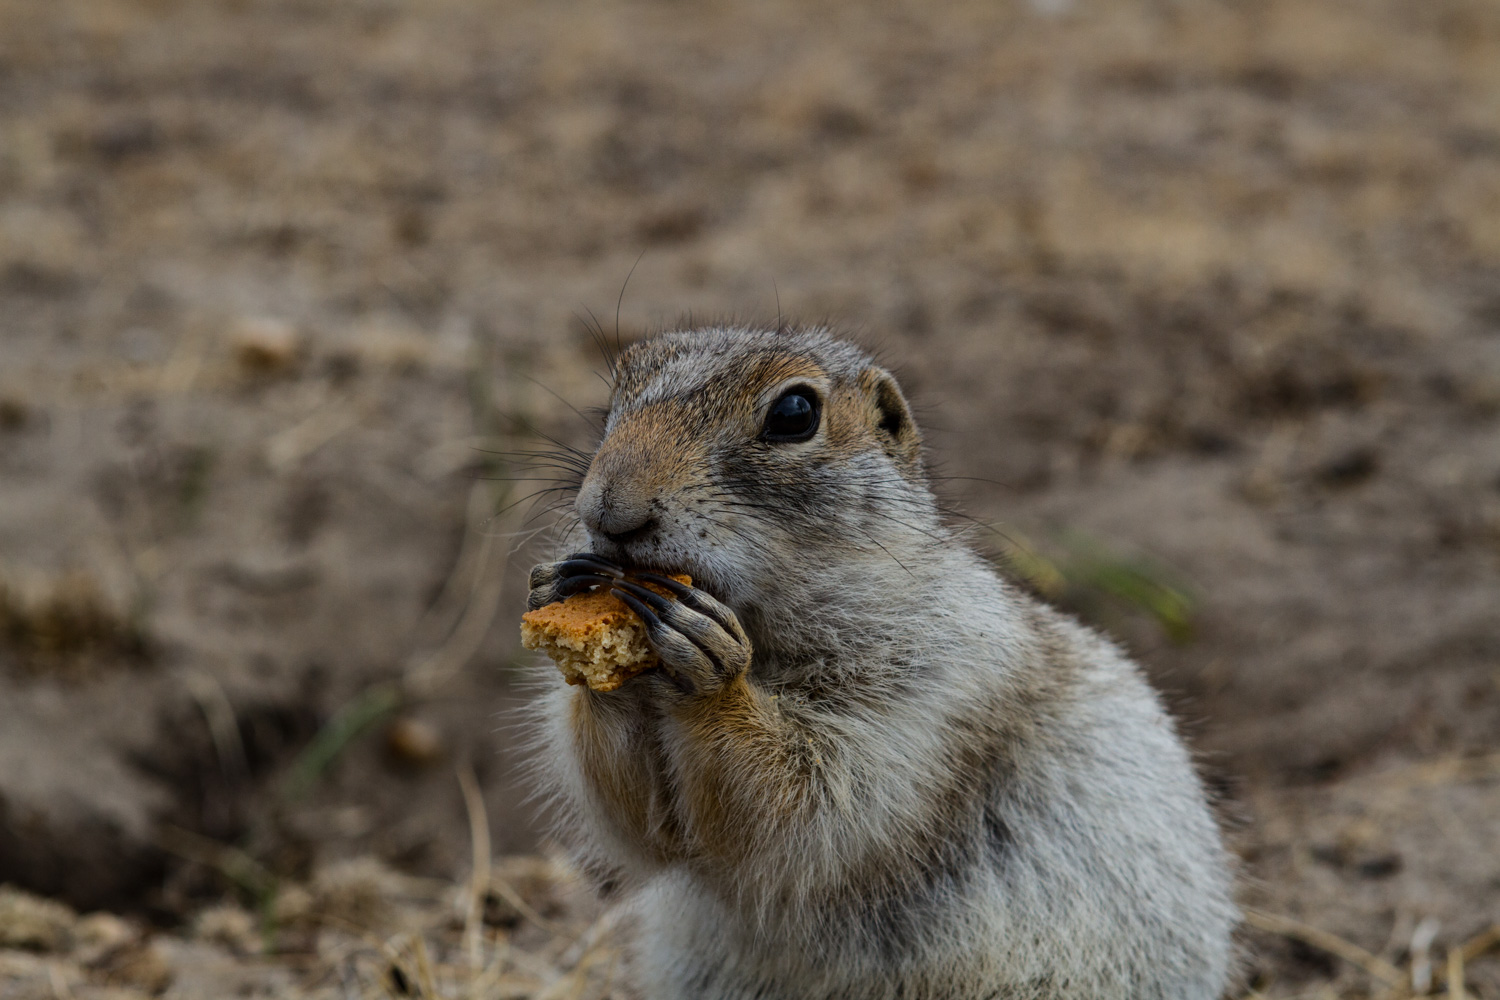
1,0,1498,996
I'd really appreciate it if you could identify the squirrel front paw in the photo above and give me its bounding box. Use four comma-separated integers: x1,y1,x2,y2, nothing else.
610,573,752,697
526,551,625,610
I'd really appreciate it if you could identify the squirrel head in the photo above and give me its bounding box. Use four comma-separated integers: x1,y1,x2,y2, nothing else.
574,326,942,627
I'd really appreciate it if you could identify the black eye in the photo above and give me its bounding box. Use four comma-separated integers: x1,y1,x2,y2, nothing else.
761,388,820,442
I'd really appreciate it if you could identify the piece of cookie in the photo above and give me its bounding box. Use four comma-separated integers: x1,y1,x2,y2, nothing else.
520,573,691,692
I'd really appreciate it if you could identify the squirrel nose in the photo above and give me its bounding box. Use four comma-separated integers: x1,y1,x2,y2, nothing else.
577,475,656,545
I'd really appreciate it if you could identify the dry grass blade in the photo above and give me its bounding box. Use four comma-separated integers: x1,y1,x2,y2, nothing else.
1410,917,1441,995
457,761,492,972
412,934,440,1000
1457,925,1500,964
1426,925,1500,993
554,906,624,971
306,908,426,998
406,481,496,653
404,482,510,699
404,563,507,697
1244,909,1405,987
1447,947,1464,1000
488,871,567,939
183,669,249,782
458,759,568,943
155,825,277,899
265,398,362,472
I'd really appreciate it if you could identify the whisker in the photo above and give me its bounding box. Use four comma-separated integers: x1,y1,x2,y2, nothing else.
852,528,916,577
616,249,647,363
490,416,596,463
482,450,591,476
490,486,581,519
709,497,950,546
576,309,617,383
482,447,591,469
521,375,607,433
473,476,583,485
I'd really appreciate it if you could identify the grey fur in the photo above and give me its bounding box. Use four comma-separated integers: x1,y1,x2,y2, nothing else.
527,326,1238,999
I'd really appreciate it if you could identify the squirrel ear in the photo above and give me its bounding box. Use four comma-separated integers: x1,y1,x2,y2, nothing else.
858,368,923,470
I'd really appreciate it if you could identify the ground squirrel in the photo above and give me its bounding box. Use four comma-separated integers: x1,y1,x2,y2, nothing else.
526,326,1237,999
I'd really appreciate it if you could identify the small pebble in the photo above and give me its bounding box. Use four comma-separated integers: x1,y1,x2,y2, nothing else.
385,716,444,766
230,317,302,374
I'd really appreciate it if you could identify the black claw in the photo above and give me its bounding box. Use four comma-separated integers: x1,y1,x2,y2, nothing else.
567,551,619,564
637,572,735,632
633,571,694,599
559,554,624,578
613,580,675,614
556,573,614,597
610,587,662,628
607,589,697,694
614,586,727,679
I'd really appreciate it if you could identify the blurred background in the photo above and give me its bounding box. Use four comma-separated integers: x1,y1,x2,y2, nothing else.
1,0,1498,996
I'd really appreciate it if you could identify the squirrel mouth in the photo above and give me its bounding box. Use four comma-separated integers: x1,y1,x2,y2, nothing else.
579,548,673,578
597,518,658,547
604,557,684,580
580,549,706,592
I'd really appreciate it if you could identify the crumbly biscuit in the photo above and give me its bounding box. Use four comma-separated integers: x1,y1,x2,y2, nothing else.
521,574,691,692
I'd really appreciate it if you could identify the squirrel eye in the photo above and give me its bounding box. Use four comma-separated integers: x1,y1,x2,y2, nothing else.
761,387,820,442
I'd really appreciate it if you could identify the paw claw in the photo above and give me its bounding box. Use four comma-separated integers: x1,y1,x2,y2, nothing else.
558,556,624,579
633,571,694,598
557,573,615,598
609,586,663,630
613,579,675,614
612,583,749,695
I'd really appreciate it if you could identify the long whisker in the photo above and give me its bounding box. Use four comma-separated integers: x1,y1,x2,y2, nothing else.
851,528,915,577
705,470,1006,538
709,497,951,546
521,375,606,433
576,309,617,383
490,486,580,519
616,249,647,363
482,449,591,476
489,416,596,464
475,476,584,485
482,452,590,475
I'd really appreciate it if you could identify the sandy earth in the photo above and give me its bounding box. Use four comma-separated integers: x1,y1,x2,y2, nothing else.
1,0,1498,996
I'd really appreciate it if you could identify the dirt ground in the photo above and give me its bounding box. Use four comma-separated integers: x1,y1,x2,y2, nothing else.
1,0,1498,996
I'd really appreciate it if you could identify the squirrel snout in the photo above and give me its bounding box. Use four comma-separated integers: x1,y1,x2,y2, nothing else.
577,473,657,546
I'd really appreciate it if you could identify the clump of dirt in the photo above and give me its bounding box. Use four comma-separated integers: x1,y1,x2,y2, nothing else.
0,573,150,679
0,886,76,952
